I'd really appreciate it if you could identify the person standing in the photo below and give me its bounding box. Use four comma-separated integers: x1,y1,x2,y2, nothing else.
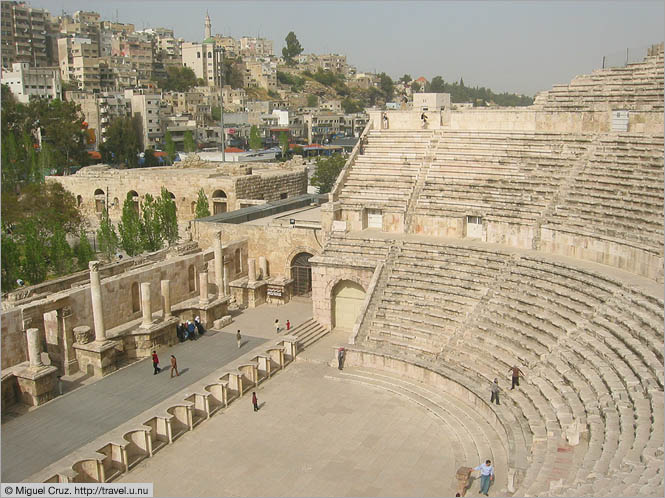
170,355,179,378
252,391,259,412
510,365,525,389
286,319,291,331
236,329,242,349
474,459,494,496
274,319,280,334
490,378,500,405
337,347,345,370
152,351,161,375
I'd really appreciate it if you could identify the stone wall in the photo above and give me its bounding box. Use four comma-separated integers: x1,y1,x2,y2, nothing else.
234,169,308,204
1,308,26,370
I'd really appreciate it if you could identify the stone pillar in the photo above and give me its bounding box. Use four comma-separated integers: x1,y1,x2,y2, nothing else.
161,280,171,319
259,256,268,280
141,282,153,328
248,258,256,283
27,327,43,368
89,261,106,342
199,272,209,305
223,264,230,296
60,307,78,375
213,234,224,298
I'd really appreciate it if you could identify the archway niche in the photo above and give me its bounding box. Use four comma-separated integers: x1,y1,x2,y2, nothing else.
94,189,105,213
290,252,313,296
212,190,227,215
331,280,365,330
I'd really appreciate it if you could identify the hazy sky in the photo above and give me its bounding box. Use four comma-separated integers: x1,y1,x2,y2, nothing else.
29,0,664,96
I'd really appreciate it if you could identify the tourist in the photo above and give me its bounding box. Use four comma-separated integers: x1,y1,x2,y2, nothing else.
337,347,345,370
510,365,525,389
151,351,161,375
274,318,280,333
490,378,500,405
170,355,179,378
252,391,259,412
237,329,242,349
187,320,197,340
194,316,206,336
176,323,186,342
382,113,389,129
286,319,291,331
474,459,494,496
421,112,428,128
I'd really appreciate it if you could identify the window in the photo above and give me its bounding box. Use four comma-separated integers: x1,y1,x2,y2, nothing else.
466,215,482,225
197,51,200,58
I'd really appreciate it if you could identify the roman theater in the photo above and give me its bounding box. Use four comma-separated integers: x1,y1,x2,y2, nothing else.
1,45,663,497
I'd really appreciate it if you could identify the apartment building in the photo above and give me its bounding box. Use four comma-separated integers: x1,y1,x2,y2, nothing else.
1,62,61,102
57,35,100,90
1,1,49,68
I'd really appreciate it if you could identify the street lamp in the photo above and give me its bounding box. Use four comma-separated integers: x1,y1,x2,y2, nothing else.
215,46,226,163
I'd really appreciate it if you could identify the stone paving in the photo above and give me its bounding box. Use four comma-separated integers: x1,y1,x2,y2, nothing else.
1,300,313,483
118,361,468,497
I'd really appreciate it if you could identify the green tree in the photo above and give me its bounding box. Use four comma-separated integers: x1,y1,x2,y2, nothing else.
139,193,163,253
143,149,158,167
249,125,262,150
157,187,179,246
183,131,196,153
49,223,74,276
282,31,304,65
195,188,211,218
377,72,394,101
99,116,141,167
97,209,119,261
307,94,318,107
411,81,421,93
341,97,363,114
118,192,142,257
1,234,21,291
158,66,198,92
21,220,49,284
74,228,95,269
311,153,346,194
279,132,289,158
164,131,176,162
399,74,412,84
429,76,446,93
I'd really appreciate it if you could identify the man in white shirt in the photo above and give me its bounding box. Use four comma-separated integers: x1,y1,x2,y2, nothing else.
474,459,494,496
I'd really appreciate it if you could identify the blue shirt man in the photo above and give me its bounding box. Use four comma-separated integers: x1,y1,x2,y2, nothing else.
474,459,494,496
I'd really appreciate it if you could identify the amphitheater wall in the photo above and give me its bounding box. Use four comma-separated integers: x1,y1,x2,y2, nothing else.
311,265,374,331
368,110,449,130
540,227,664,282
411,215,463,238
192,221,321,279
485,222,536,250
1,308,27,369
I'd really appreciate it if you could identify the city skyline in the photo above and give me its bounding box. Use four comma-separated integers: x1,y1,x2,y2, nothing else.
22,0,665,96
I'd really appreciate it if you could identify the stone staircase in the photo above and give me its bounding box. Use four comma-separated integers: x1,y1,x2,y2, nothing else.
404,134,439,233
289,318,329,352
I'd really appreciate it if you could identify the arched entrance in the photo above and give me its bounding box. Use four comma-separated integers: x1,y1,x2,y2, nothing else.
332,280,365,330
290,252,313,296
212,190,227,214
94,188,105,213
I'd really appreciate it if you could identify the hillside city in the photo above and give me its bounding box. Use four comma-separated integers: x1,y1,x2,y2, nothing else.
1,0,532,168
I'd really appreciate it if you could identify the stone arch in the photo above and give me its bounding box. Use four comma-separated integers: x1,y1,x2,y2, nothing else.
128,190,139,213
167,190,177,211
212,189,227,215
188,264,196,292
112,197,119,210
94,189,105,213
290,251,314,296
76,195,83,207
331,279,366,330
131,282,140,313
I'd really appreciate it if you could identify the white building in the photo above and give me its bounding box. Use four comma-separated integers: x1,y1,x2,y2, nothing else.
182,41,222,87
2,62,61,103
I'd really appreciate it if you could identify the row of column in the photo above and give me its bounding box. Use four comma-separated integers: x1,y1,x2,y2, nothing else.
247,256,268,283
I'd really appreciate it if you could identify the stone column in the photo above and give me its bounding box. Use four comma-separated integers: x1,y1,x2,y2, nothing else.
213,233,225,298
259,256,268,280
141,282,153,328
223,264,230,296
59,307,78,375
161,280,171,319
199,272,209,305
27,327,43,368
247,258,256,283
89,261,106,342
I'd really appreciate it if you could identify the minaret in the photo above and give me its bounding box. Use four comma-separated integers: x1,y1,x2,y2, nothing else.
204,11,211,39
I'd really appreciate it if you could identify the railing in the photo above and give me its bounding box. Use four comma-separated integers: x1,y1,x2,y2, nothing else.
328,120,373,203
601,43,662,69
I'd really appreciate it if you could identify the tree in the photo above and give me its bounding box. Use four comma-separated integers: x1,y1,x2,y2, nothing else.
249,125,262,150
99,116,141,167
194,188,211,218
411,81,421,93
157,187,179,246
306,94,318,107
183,131,196,153
165,131,177,162
399,74,412,84
377,72,394,101
118,192,142,257
21,220,49,285
282,31,304,65
341,97,363,114
143,148,158,167
139,193,163,253
1,234,21,292
49,223,74,276
74,228,95,270
97,210,119,261
158,66,198,92
279,132,289,158
311,153,346,194
429,76,446,93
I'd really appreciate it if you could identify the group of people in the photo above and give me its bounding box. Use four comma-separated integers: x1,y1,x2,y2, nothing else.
490,365,525,405
151,351,179,378
176,316,206,342
274,318,290,334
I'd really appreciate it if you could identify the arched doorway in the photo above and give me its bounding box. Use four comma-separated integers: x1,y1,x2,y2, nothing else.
94,188,105,213
332,280,365,330
290,252,313,296
131,282,140,313
128,190,139,213
212,189,227,214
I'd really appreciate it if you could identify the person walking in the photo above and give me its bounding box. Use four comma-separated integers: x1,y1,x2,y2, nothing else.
274,319,280,334
474,459,494,496
236,329,242,349
151,351,161,375
170,355,179,378
252,391,259,412
510,365,525,389
490,378,500,405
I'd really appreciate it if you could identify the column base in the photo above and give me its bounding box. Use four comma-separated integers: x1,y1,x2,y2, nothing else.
14,365,59,406
73,340,117,378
